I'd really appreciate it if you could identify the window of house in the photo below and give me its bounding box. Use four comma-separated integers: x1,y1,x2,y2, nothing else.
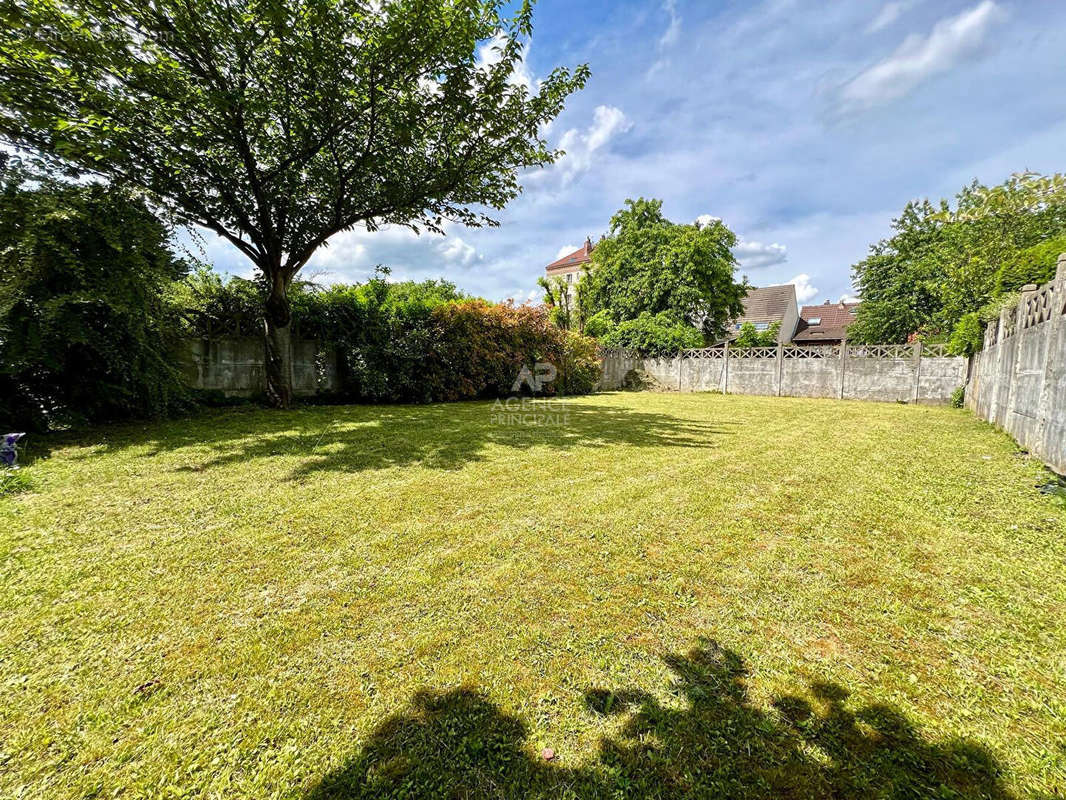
566,272,573,283
753,322,769,331
807,317,821,325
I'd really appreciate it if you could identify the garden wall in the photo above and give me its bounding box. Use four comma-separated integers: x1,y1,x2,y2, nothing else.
967,255,1066,474
600,343,966,404
181,338,338,397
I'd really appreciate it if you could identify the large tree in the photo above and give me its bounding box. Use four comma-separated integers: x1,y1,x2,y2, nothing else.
0,0,588,405
849,173,1066,348
578,198,746,340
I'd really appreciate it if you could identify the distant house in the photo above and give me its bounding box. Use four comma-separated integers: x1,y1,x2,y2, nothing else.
544,237,594,289
793,300,861,345
724,284,800,345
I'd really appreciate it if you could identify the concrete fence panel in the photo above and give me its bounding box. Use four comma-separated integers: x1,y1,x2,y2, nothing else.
599,342,966,406
183,337,337,397
972,253,1066,473
967,254,1066,474
780,347,841,398
726,347,778,396
680,354,725,392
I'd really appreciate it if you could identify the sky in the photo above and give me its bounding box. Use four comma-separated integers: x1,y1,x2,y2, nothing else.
198,0,1066,308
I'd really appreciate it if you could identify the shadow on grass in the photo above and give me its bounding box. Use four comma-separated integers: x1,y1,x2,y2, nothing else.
41,397,732,479
306,639,1015,800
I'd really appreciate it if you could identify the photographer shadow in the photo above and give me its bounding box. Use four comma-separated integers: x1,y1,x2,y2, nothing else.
307,638,1016,799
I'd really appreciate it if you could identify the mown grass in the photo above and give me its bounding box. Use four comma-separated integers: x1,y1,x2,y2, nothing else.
1,392,1064,798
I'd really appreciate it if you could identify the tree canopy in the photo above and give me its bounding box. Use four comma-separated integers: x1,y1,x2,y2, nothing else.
848,172,1066,353
577,198,747,341
0,0,589,404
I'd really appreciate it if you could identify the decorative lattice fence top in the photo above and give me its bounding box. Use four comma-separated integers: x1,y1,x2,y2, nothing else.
783,345,839,359
846,344,914,359
728,346,777,359
602,343,949,360
1023,284,1056,330
680,347,725,359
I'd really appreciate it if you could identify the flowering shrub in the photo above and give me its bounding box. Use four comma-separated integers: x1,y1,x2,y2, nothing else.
419,300,600,401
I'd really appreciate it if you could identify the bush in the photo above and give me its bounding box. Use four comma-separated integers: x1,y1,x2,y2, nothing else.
946,291,1023,357
0,166,190,431
600,312,704,356
425,301,600,400
557,331,602,395
950,386,965,409
947,312,983,357
995,235,1066,295
734,321,780,348
177,272,601,402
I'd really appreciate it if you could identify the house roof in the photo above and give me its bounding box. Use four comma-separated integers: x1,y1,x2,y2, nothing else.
733,284,797,325
793,301,861,342
546,237,593,274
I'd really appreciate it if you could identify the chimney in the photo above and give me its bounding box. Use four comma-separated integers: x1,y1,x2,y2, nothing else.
584,236,592,252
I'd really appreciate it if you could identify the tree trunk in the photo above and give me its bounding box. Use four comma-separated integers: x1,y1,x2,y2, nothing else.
264,272,294,408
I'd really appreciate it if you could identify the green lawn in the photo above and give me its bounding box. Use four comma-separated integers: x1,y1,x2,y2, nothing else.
2,392,1064,798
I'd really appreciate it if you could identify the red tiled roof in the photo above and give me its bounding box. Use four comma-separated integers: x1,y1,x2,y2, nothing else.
546,238,593,274
793,301,860,342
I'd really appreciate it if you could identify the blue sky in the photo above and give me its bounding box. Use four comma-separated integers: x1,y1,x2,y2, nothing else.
200,0,1066,307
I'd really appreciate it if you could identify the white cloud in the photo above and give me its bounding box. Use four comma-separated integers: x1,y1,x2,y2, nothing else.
695,214,721,227
659,0,681,49
734,240,788,269
647,0,682,77
787,273,819,303
308,237,368,270
866,1,915,34
837,0,1005,111
438,236,478,266
554,243,578,260
839,293,861,304
553,105,632,183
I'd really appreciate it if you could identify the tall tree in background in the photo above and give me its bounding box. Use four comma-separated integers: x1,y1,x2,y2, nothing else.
537,274,577,330
847,200,947,344
0,0,588,406
578,199,746,341
849,172,1066,350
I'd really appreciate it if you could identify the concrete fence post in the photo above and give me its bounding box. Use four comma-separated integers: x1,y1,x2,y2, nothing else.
912,341,922,404
775,342,784,396
838,339,847,399
992,303,1013,424
1033,255,1066,451
1005,284,1038,428
678,352,683,392
721,340,730,393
